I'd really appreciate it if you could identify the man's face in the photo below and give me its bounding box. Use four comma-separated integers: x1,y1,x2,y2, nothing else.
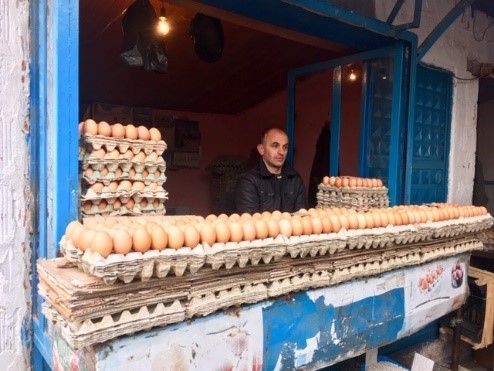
258,129,289,173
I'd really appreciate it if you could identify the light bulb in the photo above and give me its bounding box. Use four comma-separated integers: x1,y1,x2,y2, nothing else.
157,7,169,36
349,70,357,81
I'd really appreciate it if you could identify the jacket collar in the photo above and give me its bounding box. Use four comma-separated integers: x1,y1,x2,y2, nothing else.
257,157,297,177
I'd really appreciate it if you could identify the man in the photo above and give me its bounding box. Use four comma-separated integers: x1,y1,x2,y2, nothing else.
235,128,307,213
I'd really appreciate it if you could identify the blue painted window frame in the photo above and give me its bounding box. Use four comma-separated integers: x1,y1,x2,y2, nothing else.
287,43,408,205
31,0,79,368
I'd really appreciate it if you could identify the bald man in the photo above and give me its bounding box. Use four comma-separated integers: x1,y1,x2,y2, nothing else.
235,128,307,213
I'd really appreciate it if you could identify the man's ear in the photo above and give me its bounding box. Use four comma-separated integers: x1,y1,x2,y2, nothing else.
257,143,264,155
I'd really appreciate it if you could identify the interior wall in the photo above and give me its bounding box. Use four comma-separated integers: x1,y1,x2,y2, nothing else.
376,1,494,205
162,70,361,216
476,96,494,214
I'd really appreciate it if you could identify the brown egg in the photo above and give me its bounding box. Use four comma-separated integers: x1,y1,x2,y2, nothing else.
215,222,231,243
347,214,359,229
380,212,389,227
356,178,363,187
229,213,241,222
125,124,138,140
301,216,313,235
137,126,151,141
311,217,323,234
132,228,152,253
376,179,383,187
356,213,366,229
342,177,350,187
400,211,409,225
82,201,93,212
113,199,122,210
290,217,304,236
278,218,292,237
113,229,132,255
90,231,113,257
111,123,125,138
183,225,200,248
328,176,336,186
322,176,330,185
271,210,282,220
229,222,243,242
349,178,357,188
98,121,112,137
149,128,161,141
364,213,374,229
118,180,133,191
242,221,257,241
100,167,109,177
335,177,343,187
199,223,216,245
84,167,94,177
267,219,280,238
329,215,341,233
338,215,349,230
92,148,106,159
65,220,83,241
254,219,269,239
320,216,332,233
90,182,104,193
205,214,217,222
387,212,396,226
133,181,146,191
82,119,98,135
261,211,272,220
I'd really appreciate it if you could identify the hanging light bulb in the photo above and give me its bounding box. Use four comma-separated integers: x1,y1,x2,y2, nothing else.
157,7,170,36
349,69,357,81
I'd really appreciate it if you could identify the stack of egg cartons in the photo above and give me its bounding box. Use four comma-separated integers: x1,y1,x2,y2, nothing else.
79,119,168,217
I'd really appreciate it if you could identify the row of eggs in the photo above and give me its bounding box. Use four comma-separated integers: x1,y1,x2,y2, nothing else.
79,119,162,142
85,148,162,163
65,204,488,258
82,197,165,213
83,166,165,182
322,176,384,188
86,179,164,194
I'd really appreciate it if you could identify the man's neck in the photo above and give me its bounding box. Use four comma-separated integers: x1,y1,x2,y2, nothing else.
262,159,282,175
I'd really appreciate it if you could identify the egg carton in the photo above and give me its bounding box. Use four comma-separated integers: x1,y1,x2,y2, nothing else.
204,236,287,270
81,184,168,201
267,272,327,298
108,204,167,217
81,158,166,174
77,245,206,284
42,299,184,350
186,283,268,318
318,183,389,195
80,134,167,156
82,170,167,186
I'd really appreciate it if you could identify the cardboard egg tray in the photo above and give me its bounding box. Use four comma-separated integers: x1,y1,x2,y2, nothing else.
80,200,166,217
42,237,480,349
82,167,167,185
80,134,167,156
81,184,168,201
60,215,493,284
316,184,390,209
81,157,166,174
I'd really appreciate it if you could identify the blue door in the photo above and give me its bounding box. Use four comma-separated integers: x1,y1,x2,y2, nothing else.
408,64,452,204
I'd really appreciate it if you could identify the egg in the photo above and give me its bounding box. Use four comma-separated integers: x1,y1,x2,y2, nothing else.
364,212,374,228
322,176,330,185
349,178,357,188
100,167,109,177
342,177,350,187
311,217,323,234
328,176,336,186
199,223,216,245
290,217,303,236
82,119,98,135
215,222,231,243
254,219,269,239
65,220,82,240
132,228,152,252
164,225,183,249
329,215,341,233
113,199,122,210
90,231,113,257
92,148,106,159
149,128,161,141
356,213,366,229
90,182,104,193
137,126,150,141
115,167,123,177
335,177,343,187
242,221,257,241
111,123,125,138
278,218,292,237
320,216,332,233
301,216,313,235
125,124,138,140
347,214,358,229
113,229,132,255
183,225,200,248
267,219,280,238
338,215,349,230
98,121,112,137
205,214,217,222
229,222,243,242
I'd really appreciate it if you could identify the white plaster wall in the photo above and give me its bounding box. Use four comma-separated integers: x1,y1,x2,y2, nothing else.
376,0,494,204
0,0,32,370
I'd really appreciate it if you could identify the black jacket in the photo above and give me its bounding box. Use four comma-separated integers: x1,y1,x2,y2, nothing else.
235,158,307,213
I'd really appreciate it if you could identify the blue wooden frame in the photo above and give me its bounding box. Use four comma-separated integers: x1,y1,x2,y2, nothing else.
31,0,79,368
286,44,409,205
